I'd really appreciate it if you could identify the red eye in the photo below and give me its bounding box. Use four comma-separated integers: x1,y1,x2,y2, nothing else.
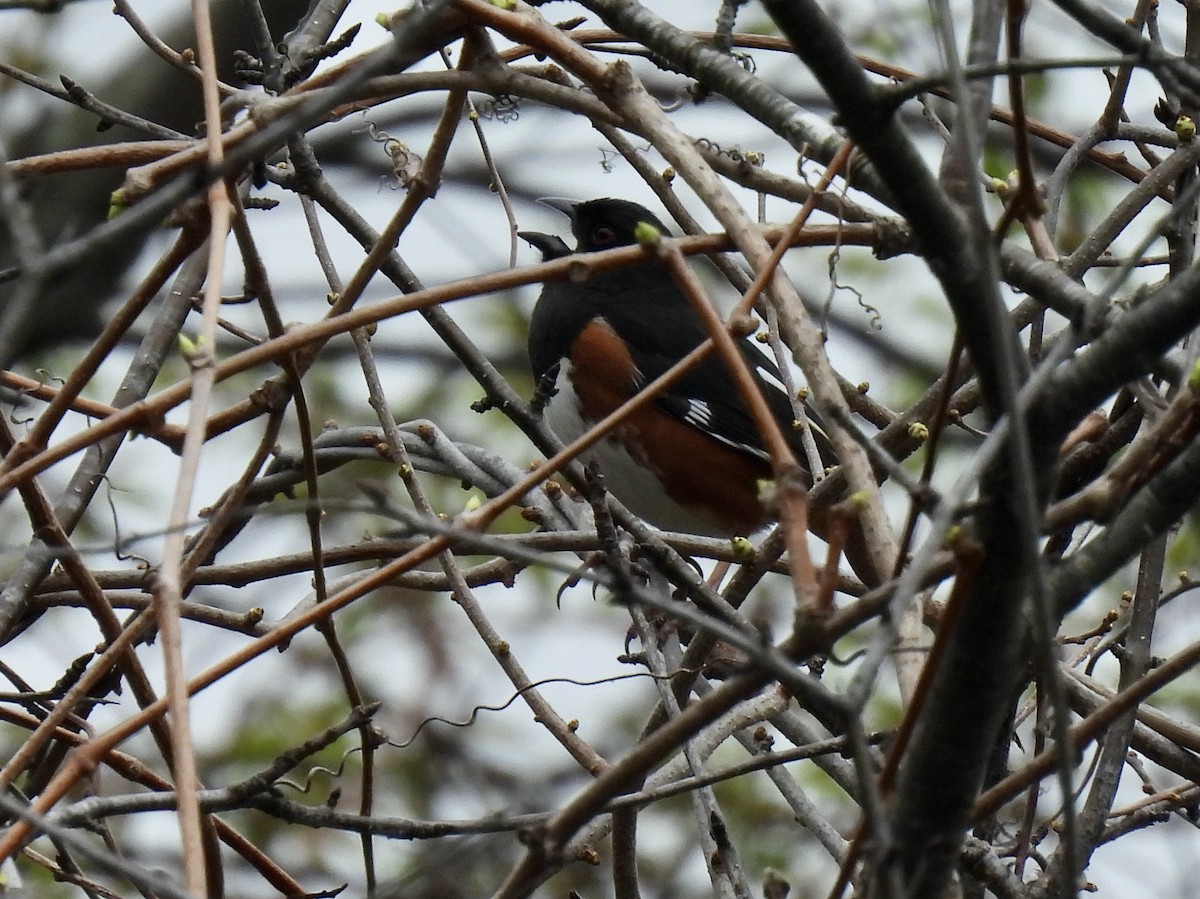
592,225,616,245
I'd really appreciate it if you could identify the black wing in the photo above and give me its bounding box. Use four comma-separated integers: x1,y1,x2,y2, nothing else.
626,331,834,471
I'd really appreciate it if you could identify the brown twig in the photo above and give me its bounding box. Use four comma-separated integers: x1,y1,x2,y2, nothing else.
112,0,238,95
5,141,193,178
974,630,1200,821
496,29,1159,192
150,2,233,890
0,371,187,452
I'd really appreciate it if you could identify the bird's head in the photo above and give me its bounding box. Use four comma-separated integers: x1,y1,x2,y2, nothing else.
533,197,673,252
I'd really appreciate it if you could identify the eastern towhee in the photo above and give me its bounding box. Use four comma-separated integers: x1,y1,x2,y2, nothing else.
521,197,832,537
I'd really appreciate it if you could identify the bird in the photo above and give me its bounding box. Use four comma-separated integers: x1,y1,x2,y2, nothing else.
520,197,832,538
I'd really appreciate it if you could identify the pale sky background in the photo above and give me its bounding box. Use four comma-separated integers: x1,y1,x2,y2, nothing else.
2,1,1198,896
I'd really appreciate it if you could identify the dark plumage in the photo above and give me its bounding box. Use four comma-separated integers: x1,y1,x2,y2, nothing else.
520,197,831,536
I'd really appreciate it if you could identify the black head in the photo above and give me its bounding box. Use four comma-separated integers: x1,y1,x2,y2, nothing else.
539,197,673,252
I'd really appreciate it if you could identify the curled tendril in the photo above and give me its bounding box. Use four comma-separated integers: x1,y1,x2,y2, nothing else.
826,244,882,332
695,138,765,167
355,112,423,190
384,671,705,750
659,92,687,113
276,745,363,794
101,474,152,568
598,141,655,173
8,369,64,427
731,51,756,74
479,94,521,123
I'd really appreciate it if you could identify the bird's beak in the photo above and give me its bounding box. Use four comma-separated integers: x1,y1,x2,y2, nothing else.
535,196,580,219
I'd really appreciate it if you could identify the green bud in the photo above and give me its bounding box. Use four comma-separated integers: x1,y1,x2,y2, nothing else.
107,189,127,220
633,220,662,247
730,535,755,562
1178,115,1196,143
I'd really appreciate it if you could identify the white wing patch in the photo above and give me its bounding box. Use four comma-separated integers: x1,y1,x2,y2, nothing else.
683,398,712,429
752,358,789,395
681,396,769,460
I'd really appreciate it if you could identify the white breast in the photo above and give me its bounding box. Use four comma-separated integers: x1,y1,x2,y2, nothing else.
542,362,730,536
